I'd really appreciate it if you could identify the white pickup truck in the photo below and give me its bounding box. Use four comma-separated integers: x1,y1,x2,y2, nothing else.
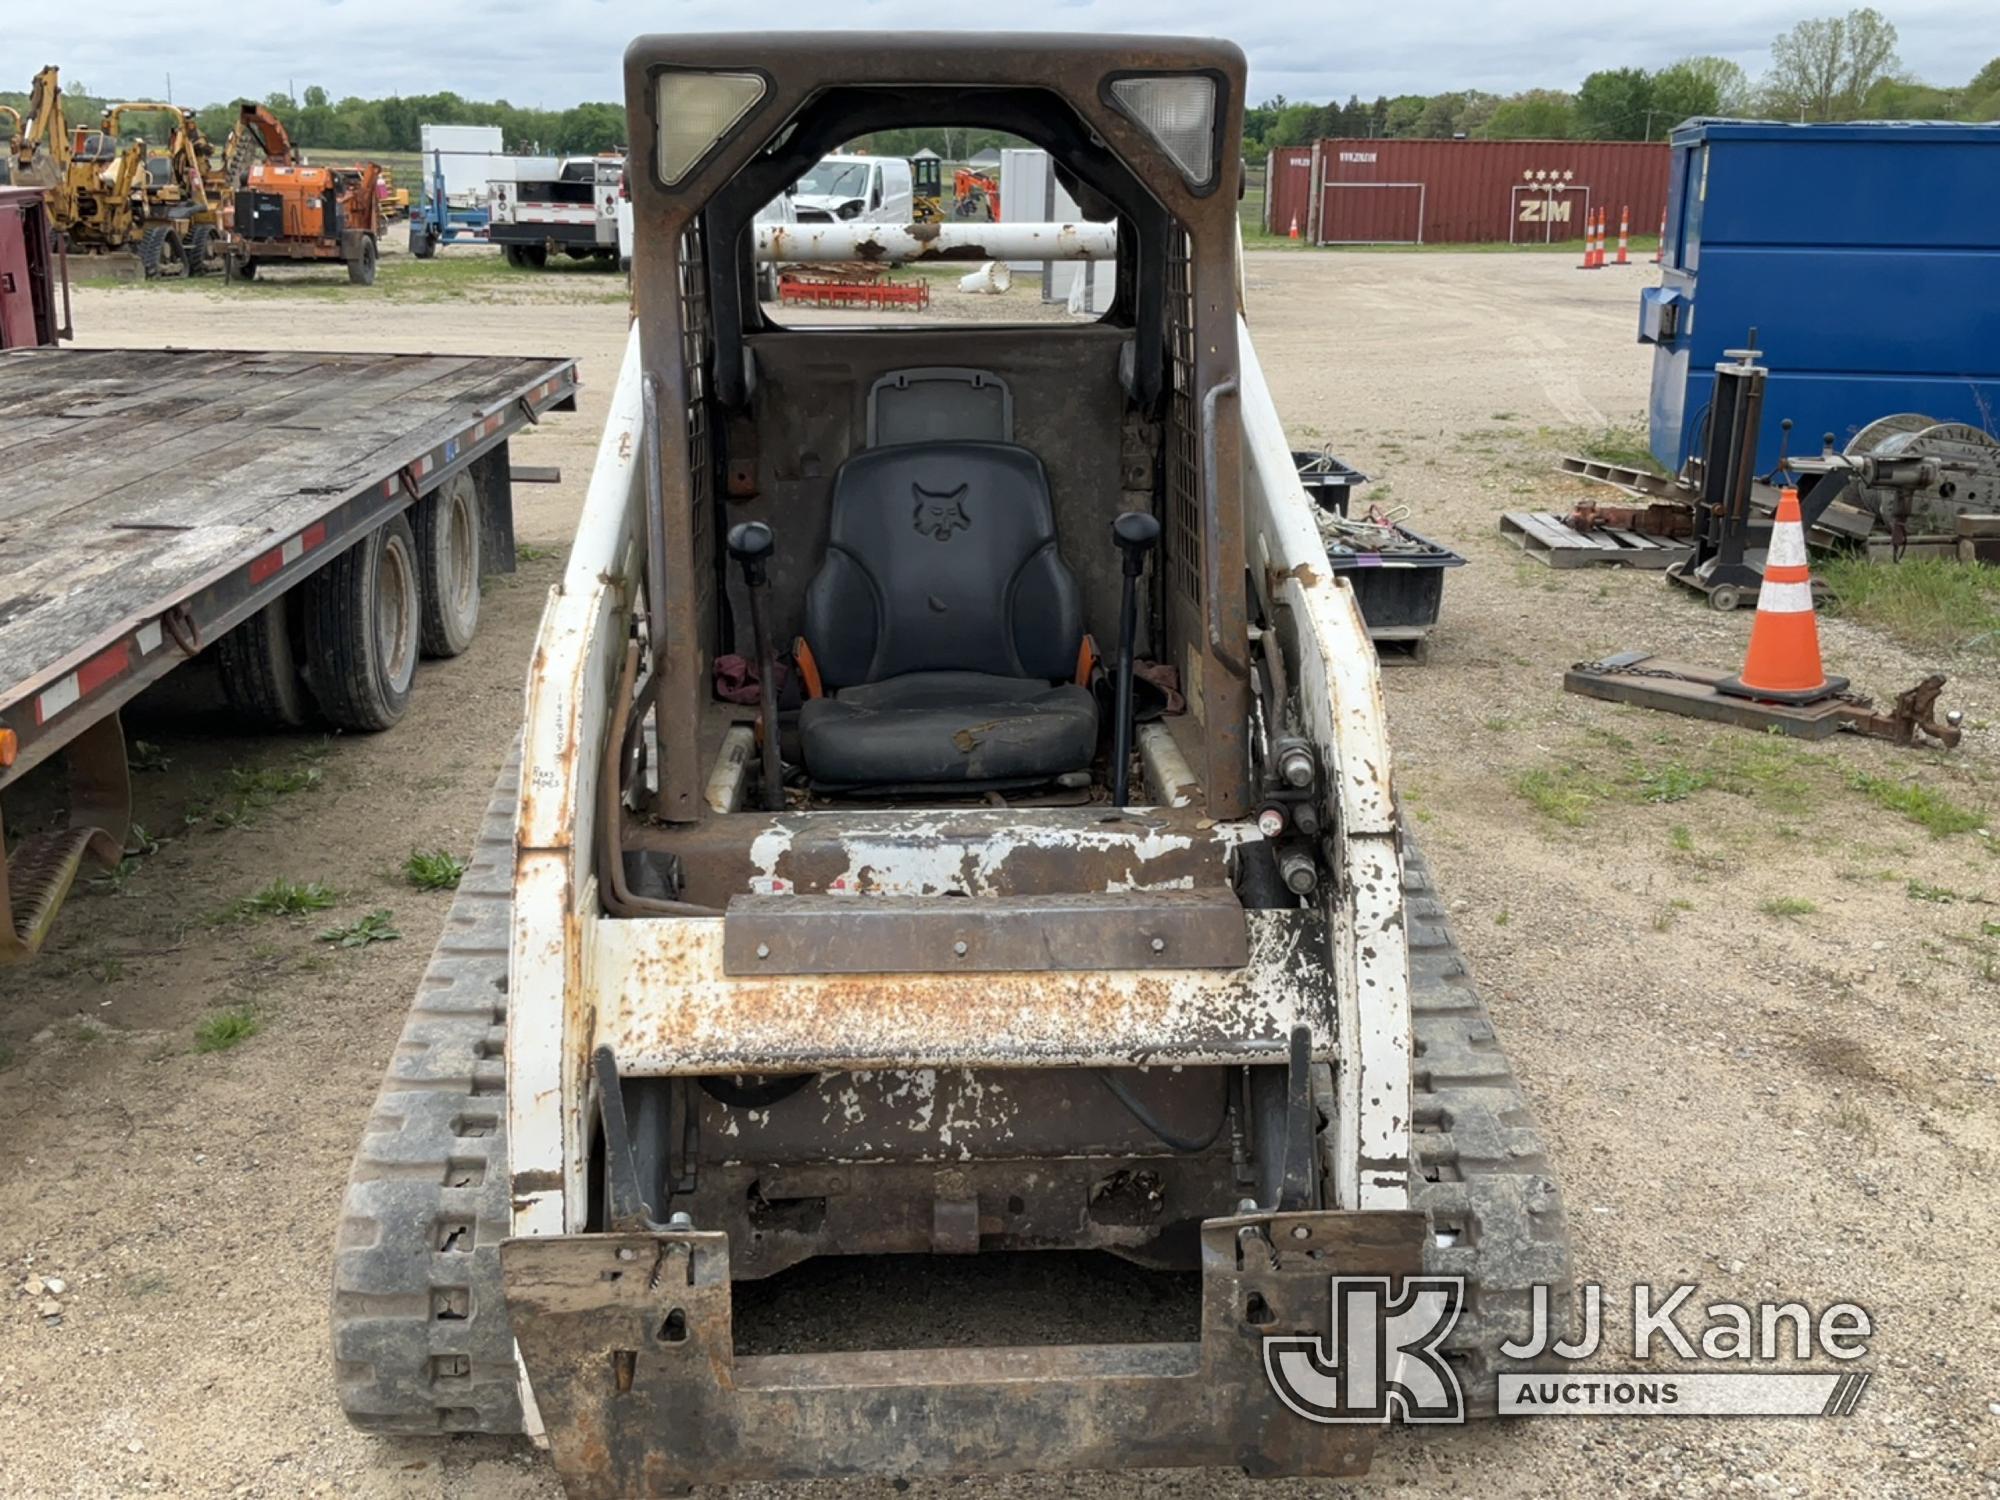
488,155,622,269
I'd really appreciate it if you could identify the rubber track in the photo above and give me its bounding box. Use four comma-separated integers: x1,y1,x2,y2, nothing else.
1404,835,1573,1418
331,754,523,1434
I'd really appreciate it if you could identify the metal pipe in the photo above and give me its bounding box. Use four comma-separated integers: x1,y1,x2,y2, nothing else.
755,220,1116,263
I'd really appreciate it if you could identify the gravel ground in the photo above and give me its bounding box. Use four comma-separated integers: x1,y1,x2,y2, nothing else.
1,252,1995,1499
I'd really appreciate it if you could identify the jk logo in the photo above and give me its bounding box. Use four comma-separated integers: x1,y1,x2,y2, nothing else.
1263,1276,1466,1424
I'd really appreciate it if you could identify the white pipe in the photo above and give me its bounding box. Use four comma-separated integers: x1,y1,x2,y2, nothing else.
755,220,1116,263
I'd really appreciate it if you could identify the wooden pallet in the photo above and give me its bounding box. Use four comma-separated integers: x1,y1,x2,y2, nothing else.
1500,511,1692,569
1556,453,1684,501
1563,653,1852,739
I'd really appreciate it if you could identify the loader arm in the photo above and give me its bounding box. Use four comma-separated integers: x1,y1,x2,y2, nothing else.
13,66,71,184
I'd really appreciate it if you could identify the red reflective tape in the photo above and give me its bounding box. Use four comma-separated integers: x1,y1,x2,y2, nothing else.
248,547,285,585
77,640,130,697
301,521,328,552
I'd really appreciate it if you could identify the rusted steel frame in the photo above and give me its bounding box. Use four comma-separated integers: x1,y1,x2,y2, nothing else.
503,1208,1423,1491
685,1064,1228,1169
591,906,1334,1074
597,642,720,918
671,1152,1239,1277
0,711,127,964
720,888,1248,974
1837,674,1962,748
622,805,1254,906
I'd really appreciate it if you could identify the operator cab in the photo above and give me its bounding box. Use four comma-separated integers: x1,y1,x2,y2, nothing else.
615,34,1265,909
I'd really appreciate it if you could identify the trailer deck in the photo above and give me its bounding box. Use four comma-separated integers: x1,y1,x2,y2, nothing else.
0,346,578,786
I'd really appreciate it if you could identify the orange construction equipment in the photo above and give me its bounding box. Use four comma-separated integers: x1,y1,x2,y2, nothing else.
1614,204,1630,265
221,103,384,286
1716,489,1847,704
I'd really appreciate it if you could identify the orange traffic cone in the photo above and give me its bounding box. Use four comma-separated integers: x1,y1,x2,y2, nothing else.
1578,208,1600,269
1653,209,1666,264
1716,489,1848,704
1614,204,1630,265
1288,213,1300,240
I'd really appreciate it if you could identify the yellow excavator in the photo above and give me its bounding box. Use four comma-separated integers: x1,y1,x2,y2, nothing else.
9,66,151,261
100,100,225,275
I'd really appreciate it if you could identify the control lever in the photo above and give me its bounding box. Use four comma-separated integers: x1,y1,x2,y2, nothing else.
726,521,785,812
1110,511,1161,807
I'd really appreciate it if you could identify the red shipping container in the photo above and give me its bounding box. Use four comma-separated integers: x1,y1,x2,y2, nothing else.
1262,147,1315,237
1301,137,1669,245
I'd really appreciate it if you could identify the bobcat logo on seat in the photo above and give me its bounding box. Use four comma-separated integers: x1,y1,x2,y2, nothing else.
912,481,972,541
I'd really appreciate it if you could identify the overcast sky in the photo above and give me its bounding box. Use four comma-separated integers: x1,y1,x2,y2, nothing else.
10,2,1994,109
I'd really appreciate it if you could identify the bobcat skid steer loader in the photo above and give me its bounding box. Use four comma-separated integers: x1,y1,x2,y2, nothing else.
334,31,1570,1496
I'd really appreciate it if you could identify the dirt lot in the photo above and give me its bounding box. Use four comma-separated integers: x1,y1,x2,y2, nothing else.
2,253,1996,1499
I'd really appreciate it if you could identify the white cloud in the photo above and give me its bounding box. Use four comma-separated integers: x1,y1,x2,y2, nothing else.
10,1,1995,109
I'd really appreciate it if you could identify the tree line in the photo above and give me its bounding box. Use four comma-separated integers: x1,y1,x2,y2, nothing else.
8,9,1996,162
0,82,628,156
1246,11,2000,149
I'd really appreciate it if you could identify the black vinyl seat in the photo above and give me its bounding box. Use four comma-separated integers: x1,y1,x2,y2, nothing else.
797,442,1097,790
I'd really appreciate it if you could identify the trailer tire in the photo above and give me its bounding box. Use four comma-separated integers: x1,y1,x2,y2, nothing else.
349,234,378,286
215,599,310,728
303,514,420,732
225,252,258,283
332,757,524,1435
415,473,482,659
185,225,214,276
1402,832,1573,1418
409,223,435,259
138,226,184,280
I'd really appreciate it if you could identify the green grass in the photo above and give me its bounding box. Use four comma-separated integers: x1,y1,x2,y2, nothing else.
1906,879,1963,904
1512,764,1607,827
194,1008,259,1053
1817,557,2000,656
1565,422,1665,475
319,910,402,948
1760,896,1817,919
1633,761,1713,804
1850,771,1987,838
129,739,173,772
234,878,338,919
403,849,466,891
228,764,322,800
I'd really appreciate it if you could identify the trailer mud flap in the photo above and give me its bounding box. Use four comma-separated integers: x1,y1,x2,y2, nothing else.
502,1209,1426,1494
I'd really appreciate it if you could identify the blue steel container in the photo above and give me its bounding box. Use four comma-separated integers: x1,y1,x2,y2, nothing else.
1640,119,2000,473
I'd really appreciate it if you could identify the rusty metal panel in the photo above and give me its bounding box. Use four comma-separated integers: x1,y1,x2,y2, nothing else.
1262,146,1315,237
722,888,1248,975
503,1208,1425,1490
595,907,1334,1074
1312,137,1670,245
627,804,1255,907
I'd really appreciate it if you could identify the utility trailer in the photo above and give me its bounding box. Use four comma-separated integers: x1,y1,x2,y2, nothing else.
0,346,578,961
336,32,1568,1492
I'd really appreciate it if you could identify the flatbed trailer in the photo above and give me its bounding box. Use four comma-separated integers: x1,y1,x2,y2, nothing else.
0,345,578,960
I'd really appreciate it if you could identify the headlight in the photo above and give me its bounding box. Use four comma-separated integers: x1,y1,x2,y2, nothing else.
1107,74,1219,189
654,71,765,185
